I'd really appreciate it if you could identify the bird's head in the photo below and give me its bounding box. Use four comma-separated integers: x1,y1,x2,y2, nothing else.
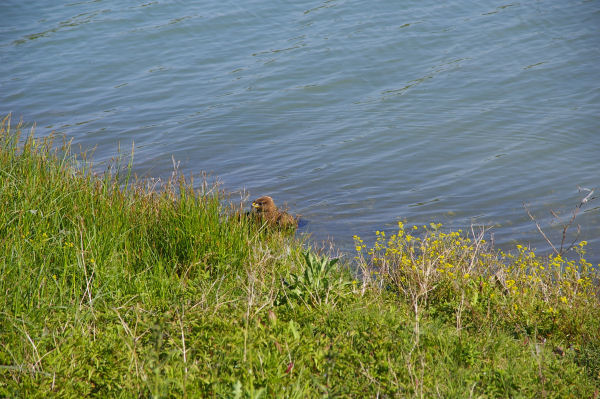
251,196,277,213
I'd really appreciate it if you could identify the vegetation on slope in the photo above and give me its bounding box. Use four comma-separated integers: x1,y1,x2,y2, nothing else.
1,115,598,398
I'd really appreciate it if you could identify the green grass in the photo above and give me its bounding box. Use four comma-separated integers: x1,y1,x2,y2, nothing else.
1,115,599,398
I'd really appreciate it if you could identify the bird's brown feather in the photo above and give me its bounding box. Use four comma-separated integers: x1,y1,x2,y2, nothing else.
250,196,298,228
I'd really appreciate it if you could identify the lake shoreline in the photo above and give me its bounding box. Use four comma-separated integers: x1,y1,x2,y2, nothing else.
2,116,599,396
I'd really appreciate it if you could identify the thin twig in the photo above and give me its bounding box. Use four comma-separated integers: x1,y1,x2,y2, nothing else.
524,187,596,256
524,202,558,255
560,203,582,253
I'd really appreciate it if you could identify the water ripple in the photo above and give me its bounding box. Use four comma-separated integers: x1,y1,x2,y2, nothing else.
1,0,598,261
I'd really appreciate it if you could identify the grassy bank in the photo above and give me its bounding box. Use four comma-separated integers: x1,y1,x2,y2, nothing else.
1,115,599,398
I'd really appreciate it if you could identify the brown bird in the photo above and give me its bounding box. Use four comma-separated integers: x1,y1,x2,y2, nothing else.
250,196,298,228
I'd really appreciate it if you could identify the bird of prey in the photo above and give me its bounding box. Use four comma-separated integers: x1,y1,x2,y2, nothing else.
250,196,298,228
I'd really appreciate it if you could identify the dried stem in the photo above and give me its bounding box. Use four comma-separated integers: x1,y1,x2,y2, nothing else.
524,187,596,256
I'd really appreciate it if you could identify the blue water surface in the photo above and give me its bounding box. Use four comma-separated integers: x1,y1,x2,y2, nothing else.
1,0,599,261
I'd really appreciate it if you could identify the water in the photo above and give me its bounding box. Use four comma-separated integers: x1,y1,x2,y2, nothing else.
1,0,599,262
